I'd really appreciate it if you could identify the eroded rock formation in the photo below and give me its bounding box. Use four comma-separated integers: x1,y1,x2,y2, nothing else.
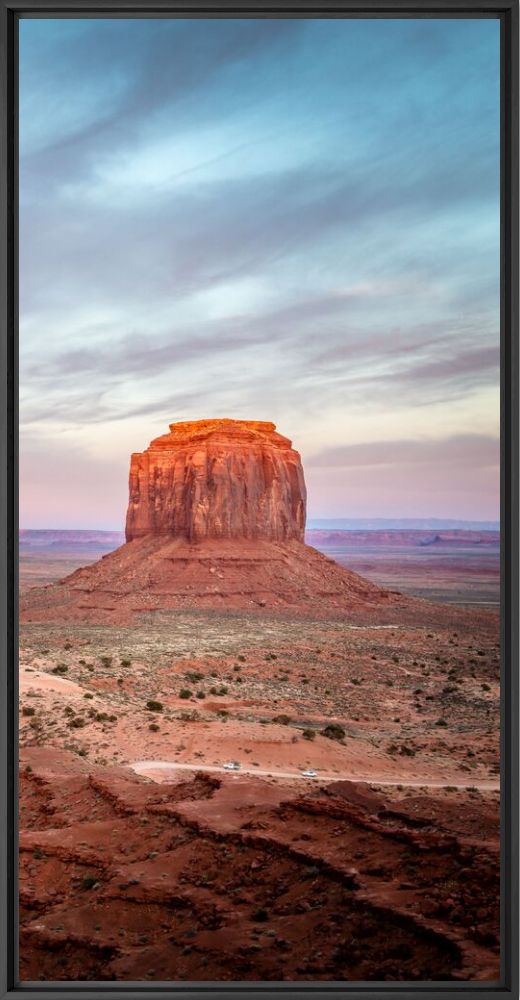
125,419,306,544
20,417,403,623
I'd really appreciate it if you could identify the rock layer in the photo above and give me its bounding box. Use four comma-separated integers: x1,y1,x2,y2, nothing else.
125,419,306,544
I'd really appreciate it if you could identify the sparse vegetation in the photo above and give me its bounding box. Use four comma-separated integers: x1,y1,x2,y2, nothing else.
80,875,98,890
322,723,346,741
68,717,85,729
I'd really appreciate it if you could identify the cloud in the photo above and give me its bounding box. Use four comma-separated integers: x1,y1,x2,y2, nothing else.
307,433,499,469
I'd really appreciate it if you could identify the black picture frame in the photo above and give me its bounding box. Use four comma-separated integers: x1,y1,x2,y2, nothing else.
1,2,518,997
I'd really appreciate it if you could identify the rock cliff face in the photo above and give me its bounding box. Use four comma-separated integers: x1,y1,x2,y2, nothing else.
125,419,306,544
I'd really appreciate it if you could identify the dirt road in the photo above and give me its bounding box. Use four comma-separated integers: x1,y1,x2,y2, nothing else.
129,759,499,790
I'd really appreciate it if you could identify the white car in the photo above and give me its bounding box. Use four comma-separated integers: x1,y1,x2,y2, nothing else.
301,769,318,778
223,761,241,771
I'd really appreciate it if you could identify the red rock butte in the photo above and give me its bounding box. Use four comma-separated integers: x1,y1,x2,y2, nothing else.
125,419,306,544
21,419,402,623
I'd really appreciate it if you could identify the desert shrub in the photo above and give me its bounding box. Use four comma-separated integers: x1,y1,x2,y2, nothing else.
83,693,94,699
68,717,85,729
186,671,204,683
302,728,316,741
273,714,291,725
52,664,68,675
64,642,72,650
252,908,269,922
80,875,97,890
435,718,448,727
149,723,160,732
482,683,491,691
196,691,206,699
233,664,241,672
120,658,131,668
179,689,192,700
237,655,246,662
78,659,86,665
95,712,109,722
146,700,163,712
265,653,277,661
322,723,346,741
218,685,228,695
100,656,112,668
209,686,218,695
22,706,35,717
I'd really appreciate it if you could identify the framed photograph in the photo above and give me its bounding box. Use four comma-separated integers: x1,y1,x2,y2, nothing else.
1,1,518,997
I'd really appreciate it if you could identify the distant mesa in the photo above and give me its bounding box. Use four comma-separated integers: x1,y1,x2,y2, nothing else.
125,419,306,544
20,419,399,623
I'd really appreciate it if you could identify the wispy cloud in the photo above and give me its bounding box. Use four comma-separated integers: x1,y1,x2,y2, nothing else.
308,433,499,468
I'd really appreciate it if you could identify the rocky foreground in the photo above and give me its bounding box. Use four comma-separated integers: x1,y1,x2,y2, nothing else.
20,749,499,982
19,605,500,982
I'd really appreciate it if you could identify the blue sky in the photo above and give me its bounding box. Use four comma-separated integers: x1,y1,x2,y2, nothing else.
19,17,500,529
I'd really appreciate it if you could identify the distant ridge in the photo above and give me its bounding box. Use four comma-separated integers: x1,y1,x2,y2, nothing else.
20,519,500,539
19,529,125,549
307,518,500,532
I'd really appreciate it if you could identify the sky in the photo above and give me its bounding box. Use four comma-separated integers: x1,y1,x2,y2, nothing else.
19,17,500,529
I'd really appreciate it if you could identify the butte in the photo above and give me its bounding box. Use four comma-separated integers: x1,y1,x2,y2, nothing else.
21,419,400,624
